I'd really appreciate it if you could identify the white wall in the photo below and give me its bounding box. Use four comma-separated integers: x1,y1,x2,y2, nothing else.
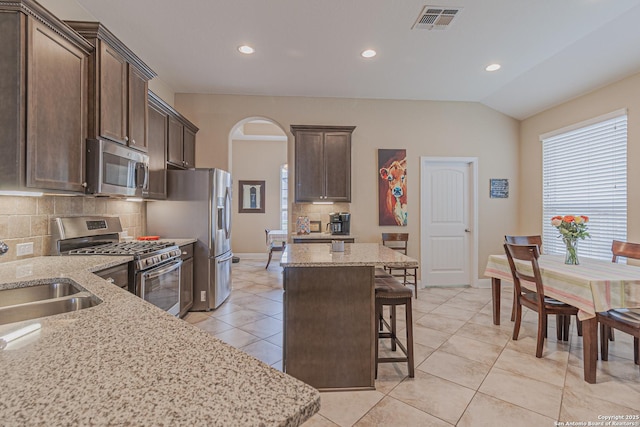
176,94,520,279
38,0,176,106
231,138,287,253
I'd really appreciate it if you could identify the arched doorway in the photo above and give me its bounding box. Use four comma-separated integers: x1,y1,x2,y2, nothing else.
228,117,288,255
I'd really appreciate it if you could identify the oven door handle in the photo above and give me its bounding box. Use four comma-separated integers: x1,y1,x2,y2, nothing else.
143,259,182,280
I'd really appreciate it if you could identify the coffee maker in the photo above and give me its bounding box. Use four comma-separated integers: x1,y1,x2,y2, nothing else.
328,212,351,235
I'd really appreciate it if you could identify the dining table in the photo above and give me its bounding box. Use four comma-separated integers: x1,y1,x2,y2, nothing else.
267,229,288,247
484,253,640,384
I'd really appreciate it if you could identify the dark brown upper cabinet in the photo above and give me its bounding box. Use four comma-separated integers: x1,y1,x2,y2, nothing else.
0,0,92,193
147,90,198,201
167,110,198,169
65,21,156,153
147,91,169,199
291,125,355,203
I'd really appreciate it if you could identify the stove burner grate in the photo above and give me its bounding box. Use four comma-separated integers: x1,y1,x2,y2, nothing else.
69,241,176,256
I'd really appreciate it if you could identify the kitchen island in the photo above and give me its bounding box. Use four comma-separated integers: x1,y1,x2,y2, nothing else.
280,243,418,391
0,256,319,426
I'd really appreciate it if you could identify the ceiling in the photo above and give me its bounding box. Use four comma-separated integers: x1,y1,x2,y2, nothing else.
58,0,640,120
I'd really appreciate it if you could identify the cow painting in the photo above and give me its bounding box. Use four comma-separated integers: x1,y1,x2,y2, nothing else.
378,149,407,226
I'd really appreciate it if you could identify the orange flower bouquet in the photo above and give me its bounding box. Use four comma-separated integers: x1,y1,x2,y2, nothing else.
550,215,590,265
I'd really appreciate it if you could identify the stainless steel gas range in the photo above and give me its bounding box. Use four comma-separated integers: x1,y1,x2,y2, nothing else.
51,216,182,316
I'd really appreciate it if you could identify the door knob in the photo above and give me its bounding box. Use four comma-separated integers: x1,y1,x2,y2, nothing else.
465,228,471,232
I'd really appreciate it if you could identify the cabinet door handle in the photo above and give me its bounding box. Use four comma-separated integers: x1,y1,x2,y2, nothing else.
124,136,129,142
131,139,136,145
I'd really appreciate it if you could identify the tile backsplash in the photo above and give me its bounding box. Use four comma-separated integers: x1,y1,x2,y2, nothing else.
291,202,350,233
0,195,145,263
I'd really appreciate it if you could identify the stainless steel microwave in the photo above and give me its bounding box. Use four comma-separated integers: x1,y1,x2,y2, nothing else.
85,139,149,197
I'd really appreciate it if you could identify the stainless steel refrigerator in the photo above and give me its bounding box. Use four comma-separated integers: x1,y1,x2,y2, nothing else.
147,169,233,311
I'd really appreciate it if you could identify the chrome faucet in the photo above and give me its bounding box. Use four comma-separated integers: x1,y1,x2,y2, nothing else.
0,241,8,256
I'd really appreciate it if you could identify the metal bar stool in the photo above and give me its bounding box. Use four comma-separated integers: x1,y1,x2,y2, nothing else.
374,276,415,378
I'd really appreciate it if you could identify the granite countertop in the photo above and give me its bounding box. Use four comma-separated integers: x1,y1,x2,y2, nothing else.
155,238,198,246
0,256,319,426
281,242,419,268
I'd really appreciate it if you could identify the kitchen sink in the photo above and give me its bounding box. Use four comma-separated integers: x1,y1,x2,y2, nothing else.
0,280,81,308
0,296,100,326
0,279,102,326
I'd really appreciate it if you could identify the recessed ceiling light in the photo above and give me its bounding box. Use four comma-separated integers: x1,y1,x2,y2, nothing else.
238,45,255,55
485,63,501,72
361,49,377,58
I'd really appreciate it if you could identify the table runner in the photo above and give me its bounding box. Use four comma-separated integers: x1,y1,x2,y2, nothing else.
484,254,640,319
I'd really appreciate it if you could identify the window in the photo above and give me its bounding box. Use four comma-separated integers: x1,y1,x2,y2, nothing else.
542,110,627,261
280,164,288,231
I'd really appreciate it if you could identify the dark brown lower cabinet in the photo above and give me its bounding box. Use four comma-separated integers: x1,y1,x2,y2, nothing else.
283,265,375,391
180,244,194,317
95,263,131,290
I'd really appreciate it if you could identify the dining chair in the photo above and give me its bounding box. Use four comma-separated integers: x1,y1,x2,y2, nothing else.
504,243,582,358
382,233,418,298
265,229,286,269
504,235,543,252
504,235,543,322
598,240,640,366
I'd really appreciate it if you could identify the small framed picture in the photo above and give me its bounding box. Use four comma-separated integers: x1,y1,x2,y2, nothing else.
238,180,265,213
490,178,509,199
309,220,321,233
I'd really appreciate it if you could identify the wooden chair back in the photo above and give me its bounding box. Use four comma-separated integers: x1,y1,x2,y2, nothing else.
382,233,409,255
503,243,545,310
611,240,640,263
505,235,542,252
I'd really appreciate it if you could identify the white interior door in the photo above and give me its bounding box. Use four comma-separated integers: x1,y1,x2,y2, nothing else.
421,158,476,287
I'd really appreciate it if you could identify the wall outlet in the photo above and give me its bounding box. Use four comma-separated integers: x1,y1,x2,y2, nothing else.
201,291,206,302
16,242,34,257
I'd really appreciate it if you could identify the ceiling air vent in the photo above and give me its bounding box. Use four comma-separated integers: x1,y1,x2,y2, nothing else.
412,6,463,30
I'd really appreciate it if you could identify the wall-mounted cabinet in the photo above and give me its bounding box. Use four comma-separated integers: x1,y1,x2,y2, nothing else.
65,21,156,153
291,125,355,203
0,0,93,193
147,91,168,199
168,115,198,169
146,90,199,199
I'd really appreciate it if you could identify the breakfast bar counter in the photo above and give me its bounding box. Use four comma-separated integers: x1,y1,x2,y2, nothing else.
280,243,417,391
0,256,319,426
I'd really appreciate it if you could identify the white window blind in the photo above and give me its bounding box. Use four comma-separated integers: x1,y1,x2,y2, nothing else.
542,112,627,261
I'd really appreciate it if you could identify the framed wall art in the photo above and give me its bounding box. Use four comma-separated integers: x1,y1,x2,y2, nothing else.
239,180,265,213
489,178,509,199
378,149,407,226
309,220,322,233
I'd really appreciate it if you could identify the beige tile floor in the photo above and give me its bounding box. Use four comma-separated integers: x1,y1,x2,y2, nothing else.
184,256,640,427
